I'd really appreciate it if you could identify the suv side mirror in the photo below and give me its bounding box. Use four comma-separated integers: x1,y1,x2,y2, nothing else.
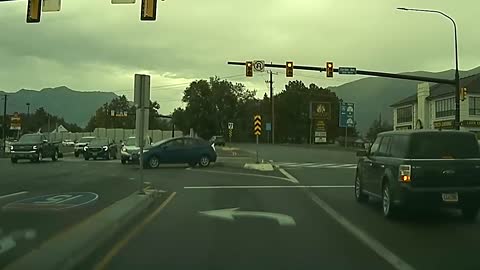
356,150,367,157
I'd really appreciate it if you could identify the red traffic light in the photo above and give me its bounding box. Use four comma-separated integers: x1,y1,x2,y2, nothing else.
326,62,334,78
246,61,253,77
286,61,294,77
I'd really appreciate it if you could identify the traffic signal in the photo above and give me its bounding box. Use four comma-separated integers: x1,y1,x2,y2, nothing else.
326,62,334,78
246,61,253,77
141,0,157,21
26,0,42,23
461,87,467,101
286,61,293,77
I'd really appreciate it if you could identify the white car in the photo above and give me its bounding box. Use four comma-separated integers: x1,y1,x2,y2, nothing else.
62,139,75,147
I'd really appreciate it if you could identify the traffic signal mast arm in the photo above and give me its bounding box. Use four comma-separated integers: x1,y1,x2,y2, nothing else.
227,61,456,85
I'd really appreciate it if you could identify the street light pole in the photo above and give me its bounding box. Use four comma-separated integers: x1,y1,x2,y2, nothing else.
397,7,460,130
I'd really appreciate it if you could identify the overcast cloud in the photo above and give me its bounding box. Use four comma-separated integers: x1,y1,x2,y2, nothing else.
1,0,479,114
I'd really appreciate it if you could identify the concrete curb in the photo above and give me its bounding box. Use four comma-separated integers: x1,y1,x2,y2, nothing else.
244,163,274,171
4,189,158,270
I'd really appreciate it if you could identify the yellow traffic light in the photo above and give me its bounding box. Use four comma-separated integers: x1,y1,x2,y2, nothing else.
141,0,157,21
26,0,42,23
246,61,253,77
286,61,294,77
461,87,467,101
326,62,334,78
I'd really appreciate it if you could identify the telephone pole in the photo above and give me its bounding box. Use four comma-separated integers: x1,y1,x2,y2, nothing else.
265,69,277,144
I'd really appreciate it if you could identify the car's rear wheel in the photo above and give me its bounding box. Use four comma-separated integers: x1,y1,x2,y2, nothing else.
148,156,160,168
52,150,58,161
74,151,79,157
11,158,17,163
105,153,110,160
354,174,368,203
121,159,127,164
461,206,479,222
382,182,397,218
84,155,90,161
199,155,211,168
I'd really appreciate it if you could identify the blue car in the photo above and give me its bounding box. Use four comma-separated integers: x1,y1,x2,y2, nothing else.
143,137,217,168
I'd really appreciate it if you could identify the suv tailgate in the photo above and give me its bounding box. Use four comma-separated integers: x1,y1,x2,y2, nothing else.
410,159,480,188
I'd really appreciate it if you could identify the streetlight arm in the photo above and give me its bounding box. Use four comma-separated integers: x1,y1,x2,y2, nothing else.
397,7,461,129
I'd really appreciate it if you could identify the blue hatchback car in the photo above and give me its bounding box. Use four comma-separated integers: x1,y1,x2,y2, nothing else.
143,137,217,168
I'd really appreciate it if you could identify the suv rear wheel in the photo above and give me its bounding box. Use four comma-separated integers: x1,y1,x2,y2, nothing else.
382,182,397,218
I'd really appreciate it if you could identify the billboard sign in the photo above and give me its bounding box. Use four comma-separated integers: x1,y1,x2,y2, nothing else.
310,102,331,120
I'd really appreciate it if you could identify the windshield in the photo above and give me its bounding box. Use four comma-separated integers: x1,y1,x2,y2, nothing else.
150,138,171,148
79,137,95,143
408,133,480,159
18,134,42,143
89,138,109,145
125,137,136,146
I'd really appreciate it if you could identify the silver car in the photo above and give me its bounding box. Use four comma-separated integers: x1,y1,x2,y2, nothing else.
120,136,152,164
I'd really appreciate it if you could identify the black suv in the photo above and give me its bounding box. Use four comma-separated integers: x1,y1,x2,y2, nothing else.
355,130,480,220
84,138,118,160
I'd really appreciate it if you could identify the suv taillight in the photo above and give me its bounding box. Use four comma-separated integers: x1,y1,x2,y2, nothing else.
399,165,411,182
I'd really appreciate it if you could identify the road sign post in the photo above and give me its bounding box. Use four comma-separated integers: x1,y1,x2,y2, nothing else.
134,74,151,195
254,115,261,164
228,122,233,143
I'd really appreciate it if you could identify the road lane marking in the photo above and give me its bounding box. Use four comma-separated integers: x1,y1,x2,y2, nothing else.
279,169,415,270
188,169,292,182
307,192,415,270
0,191,28,200
278,168,300,183
184,185,353,189
93,192,177,270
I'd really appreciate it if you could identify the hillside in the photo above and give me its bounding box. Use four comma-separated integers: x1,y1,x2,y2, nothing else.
0,86,118,127
330,66,480,134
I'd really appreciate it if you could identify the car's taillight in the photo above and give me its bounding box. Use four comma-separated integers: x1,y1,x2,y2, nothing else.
399,165,411,182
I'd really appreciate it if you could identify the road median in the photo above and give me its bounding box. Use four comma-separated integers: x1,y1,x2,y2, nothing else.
4,189,160,270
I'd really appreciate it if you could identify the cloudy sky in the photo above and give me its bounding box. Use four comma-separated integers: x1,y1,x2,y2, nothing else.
1,0,478,115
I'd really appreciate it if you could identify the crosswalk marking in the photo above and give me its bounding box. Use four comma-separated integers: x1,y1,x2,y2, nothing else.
275,162,357,169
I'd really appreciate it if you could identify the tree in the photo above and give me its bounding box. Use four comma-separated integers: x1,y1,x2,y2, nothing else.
366,114,393,141
173,77,256,140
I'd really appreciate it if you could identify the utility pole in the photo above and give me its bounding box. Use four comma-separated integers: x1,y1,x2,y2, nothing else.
2,95,7,154
265,68,277,144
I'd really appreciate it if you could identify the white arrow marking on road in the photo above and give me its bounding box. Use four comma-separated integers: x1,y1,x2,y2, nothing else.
199,208,296,226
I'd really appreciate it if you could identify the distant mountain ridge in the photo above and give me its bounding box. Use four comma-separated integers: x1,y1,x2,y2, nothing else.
0,86,118,127
330,66,480,134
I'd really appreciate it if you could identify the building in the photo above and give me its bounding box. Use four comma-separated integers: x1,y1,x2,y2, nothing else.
391,73,480,138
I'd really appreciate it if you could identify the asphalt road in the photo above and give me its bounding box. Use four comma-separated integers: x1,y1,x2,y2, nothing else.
78,143,480,270
0,146,264,268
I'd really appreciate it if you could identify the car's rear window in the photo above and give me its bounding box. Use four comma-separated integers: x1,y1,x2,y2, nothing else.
408,133,480,159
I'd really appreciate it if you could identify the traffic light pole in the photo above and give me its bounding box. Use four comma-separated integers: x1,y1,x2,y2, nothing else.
228,61,456,86
2,95,7,154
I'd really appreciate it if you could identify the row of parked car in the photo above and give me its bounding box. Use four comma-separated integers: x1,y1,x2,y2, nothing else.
71,135,225,168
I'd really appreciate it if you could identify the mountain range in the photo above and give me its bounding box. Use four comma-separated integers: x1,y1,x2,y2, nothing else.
0,86,117,127
330,66,480,133
2,66,479,134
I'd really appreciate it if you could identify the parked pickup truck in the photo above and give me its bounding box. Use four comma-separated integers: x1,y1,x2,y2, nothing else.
355,130,480,221
10,133,63,163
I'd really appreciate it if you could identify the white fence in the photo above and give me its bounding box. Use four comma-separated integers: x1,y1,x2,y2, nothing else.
47,128,183,143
